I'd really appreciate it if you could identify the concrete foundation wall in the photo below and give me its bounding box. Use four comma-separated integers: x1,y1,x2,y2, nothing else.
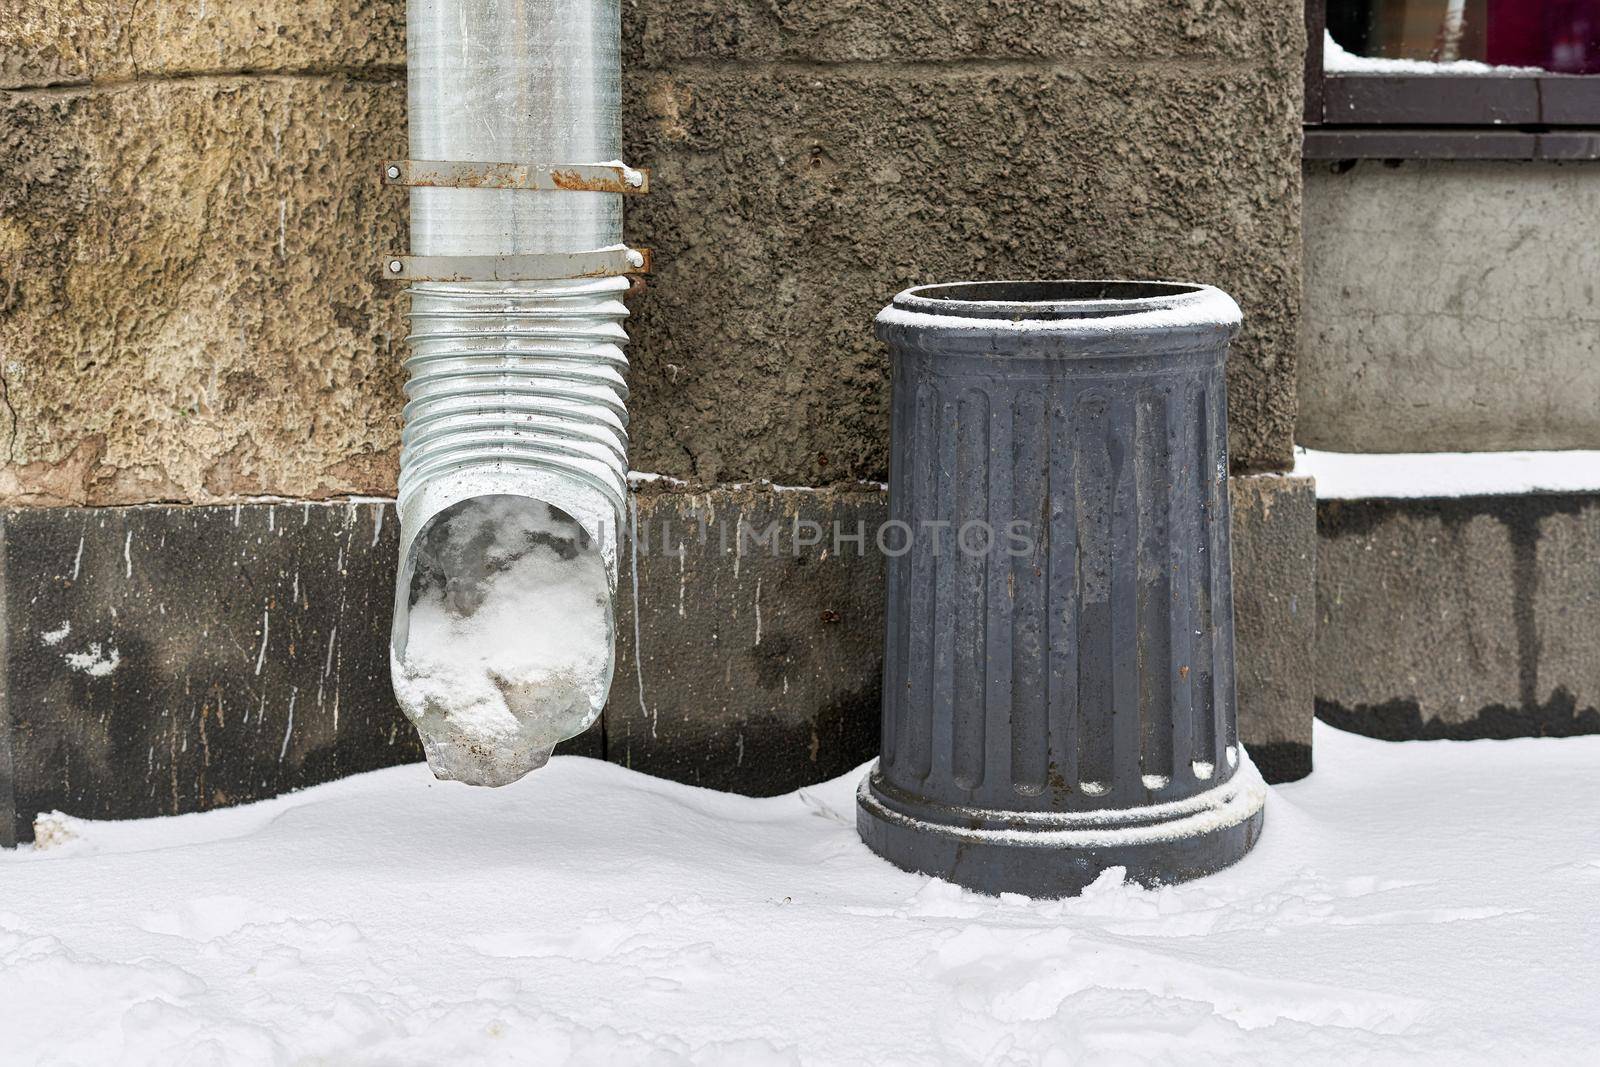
1301,160,1600,454
1231,474,1316,780
1,474,1315,845
1317,494,1600,739
0,78,408,506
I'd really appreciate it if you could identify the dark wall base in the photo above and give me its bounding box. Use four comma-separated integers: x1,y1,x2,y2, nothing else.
2,478,1317,844
1240,741,1313,783
607,485,889,794
1,503,422,847
1316,693,1600,742
0,492,877,845
1317,494,1600,744
1231,476,1317,782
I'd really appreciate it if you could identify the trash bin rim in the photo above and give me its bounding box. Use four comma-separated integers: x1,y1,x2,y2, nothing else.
887,278,1239,324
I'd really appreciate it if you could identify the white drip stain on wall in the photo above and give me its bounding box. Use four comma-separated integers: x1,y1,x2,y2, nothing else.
279,688,297,762
63,642,120,677
628,494,652,737
254,612,269,676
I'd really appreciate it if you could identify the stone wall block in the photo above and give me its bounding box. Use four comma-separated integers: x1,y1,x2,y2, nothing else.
0,78,409,505
624,0,1303,66
1302,160,1600,453
606,486,889,792
1,2,405,89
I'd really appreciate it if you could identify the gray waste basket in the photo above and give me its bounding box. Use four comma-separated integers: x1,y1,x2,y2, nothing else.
856,280,1267,897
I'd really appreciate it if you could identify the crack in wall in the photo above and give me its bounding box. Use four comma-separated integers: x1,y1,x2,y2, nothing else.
0,66,409,96
0,358,19,466
0,54,1263,96
125,0,144,81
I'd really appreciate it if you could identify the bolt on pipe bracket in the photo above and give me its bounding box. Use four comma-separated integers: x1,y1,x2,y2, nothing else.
383,159,650,194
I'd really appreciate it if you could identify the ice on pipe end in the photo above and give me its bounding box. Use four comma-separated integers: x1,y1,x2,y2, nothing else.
416,730,556,788
398,659,594,786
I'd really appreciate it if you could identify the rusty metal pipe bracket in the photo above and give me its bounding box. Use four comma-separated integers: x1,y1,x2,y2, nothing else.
383,247,651,282
383,159,649,194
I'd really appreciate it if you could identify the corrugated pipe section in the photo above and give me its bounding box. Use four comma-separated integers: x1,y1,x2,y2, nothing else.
389,0,633,786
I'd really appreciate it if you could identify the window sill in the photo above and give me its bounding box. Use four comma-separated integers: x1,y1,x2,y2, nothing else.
1320,73,1600,126
1303,126,1600,161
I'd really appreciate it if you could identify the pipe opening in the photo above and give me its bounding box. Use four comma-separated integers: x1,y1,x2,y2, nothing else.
391,494,614,787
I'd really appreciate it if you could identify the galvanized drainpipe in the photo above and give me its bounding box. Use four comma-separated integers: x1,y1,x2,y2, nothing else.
384,0,646,783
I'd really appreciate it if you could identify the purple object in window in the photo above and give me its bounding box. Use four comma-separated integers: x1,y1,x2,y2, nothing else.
1489,0,1600,73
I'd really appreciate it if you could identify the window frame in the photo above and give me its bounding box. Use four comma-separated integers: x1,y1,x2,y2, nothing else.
1304,0,1600,160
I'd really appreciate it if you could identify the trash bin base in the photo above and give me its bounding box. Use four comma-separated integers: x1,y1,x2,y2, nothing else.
856,751,1267,899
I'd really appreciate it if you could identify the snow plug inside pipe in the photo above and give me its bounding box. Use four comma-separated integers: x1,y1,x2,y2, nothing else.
392,498,608,785
385,0,639,786
391,488,619,787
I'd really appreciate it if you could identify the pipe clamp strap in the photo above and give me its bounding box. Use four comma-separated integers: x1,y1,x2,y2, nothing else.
383,160,649,194
383,248,651,282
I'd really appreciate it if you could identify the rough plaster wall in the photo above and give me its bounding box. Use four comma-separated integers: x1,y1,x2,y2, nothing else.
1,0,1303,505
0,2,403,86
0,79,408,505
1301,160,1600,453
623,64,1302,484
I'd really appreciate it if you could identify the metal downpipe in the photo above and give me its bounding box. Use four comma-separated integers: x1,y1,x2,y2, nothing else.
389,0,631,786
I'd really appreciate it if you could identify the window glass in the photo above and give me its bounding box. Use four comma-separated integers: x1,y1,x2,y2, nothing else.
1327,1,1600,73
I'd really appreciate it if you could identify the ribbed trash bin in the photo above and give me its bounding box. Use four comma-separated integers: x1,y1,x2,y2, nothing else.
856,280,1267,897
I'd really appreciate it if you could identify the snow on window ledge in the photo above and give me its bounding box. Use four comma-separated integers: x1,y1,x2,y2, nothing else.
1324,30,1544,76
1294,447,1600,500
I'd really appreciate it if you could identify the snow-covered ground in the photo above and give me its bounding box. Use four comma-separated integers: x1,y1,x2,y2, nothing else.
4,723,1597,1065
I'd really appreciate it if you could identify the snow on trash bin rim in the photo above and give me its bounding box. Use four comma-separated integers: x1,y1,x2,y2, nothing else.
876,279,1241,354
883,278,1241,326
